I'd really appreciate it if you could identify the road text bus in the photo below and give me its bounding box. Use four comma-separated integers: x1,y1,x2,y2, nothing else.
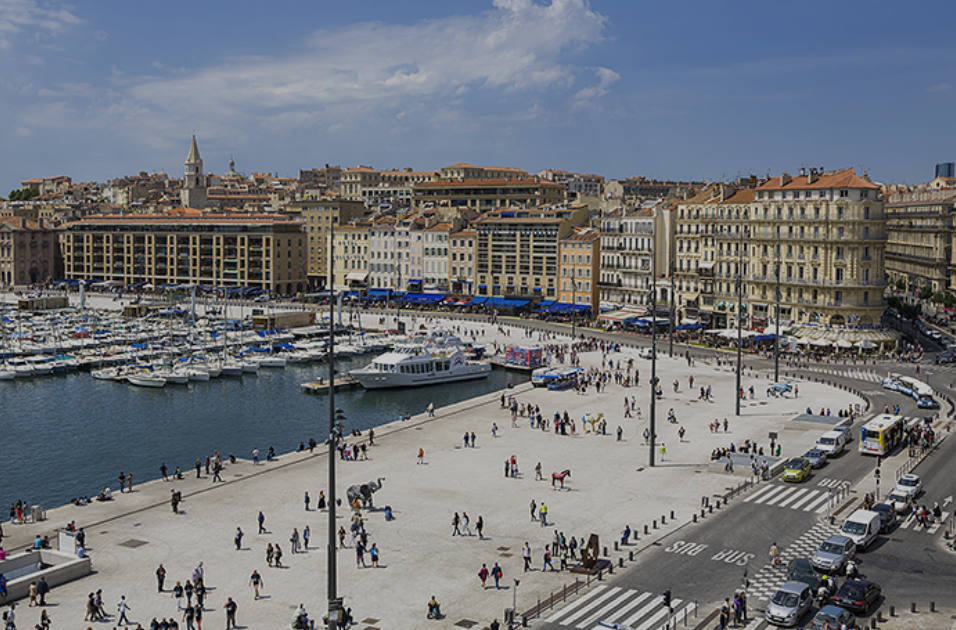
881,373,936,409
859,414,905,456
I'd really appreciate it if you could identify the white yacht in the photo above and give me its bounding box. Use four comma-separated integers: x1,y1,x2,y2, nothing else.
349,343,491,389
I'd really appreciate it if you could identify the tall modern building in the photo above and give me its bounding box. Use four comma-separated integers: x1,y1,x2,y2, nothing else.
181,136,207,209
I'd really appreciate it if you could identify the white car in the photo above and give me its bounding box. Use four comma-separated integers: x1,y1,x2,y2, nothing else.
253,294,271,303
637,347,655,359
886,490,913,515
895,474,922,499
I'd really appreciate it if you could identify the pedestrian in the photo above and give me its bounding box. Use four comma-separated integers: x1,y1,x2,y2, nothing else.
643,428,650,445
659,443,666,462
234,527,243,550
265,543,274,567
212,460,223,482
355,541,366,567
3,603,15,628
290,528,300,553
273,544,283,567
539,503,548,526
617,426,623,441
304,492,310,511
160,462,168,481
723,418,729,432
156,564,166,592
193,603,203,630
476,515,484,540
470,431,476,447
535,462,543,481
769,541,781,565
370,543,379,567
195,458,202,478
173,581,184,610
248,570,263,600
678,427,686,442
452,512,461,536
224,597,238,629
317,491,326,511
463,432,470,448
252,448,259,465
117,595,131,626
182,603,196,630
491,562,502,589
39,608,50,630
718,601,729,630
530,499,537,522
257,511,265,534
461,512,472,536
417,448,424,464
302,525,310,550
28,580,37,607
491,423,498,437
36,577,49,605
426,402,435,417
478,564,489,589
522,542,531,571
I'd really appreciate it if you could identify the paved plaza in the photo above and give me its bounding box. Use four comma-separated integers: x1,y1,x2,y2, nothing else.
0,308,863,629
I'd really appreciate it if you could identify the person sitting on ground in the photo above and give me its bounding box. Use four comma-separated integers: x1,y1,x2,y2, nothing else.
427,596,441,618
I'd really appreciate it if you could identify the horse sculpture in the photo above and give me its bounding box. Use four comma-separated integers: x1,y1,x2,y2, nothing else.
551,469,571,489
346,477,385,508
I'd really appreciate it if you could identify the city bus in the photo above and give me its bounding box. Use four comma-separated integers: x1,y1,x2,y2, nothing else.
882,373,937,409
859,414,905,456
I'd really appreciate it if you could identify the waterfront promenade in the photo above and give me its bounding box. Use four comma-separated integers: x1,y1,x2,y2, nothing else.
0,305,861,629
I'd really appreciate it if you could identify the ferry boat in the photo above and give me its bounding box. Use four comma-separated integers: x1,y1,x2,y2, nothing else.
349,343,491,389
531,366,581,390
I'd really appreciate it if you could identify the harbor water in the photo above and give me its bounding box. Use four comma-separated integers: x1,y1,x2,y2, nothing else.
0,356,525,512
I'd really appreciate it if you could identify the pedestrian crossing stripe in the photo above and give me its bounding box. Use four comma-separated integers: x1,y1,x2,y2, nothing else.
545,586,696,630
742,483,846,513
897,510,950,534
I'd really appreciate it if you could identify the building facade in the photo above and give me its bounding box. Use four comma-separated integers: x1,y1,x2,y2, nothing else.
558,227,601,306
884,189,955,294
599,207,657,309
422,222,453,291
0,218,59,288
412,178,565,213
368,217,397,291
331,222,370,290
61,210,306,294
287,198,368,288
449,228,476,294
473,205,588,299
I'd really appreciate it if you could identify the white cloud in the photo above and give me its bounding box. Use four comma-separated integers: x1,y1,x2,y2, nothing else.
109,0,611,144
572,66,620,110
0,0,81,49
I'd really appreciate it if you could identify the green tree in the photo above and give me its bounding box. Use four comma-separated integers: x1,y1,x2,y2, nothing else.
894,278,906,291
931,292,945,305
944,293,956,309
919,284,933,301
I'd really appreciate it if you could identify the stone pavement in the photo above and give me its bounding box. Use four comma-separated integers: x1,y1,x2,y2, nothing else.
0,311,862,630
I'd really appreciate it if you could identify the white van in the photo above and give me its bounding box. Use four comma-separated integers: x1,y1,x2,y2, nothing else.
841,509,881,550
816,431,846,456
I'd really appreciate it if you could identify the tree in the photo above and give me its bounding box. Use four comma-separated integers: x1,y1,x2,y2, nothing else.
894,278,906,291
944,293,956,309
919,284,933,301
932,292,946,305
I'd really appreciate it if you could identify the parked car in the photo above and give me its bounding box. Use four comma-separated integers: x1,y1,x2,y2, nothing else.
783,457,812,483
832,579,882,614
804,448,828,469
870,502,898,532
809,605,856,630
765,581,813,627
840,509,881,550
811,535,855,573
895,473,922,499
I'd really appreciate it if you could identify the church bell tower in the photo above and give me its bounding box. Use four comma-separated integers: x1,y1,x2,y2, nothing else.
181,135,207,209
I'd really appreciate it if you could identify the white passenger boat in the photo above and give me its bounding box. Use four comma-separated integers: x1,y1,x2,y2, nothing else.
128,373,166,388
349,343,491,389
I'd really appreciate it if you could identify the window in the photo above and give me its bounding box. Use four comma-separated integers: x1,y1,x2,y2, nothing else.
837,227,844,238
835,268,844,284
862,269,870,283
836,246,844,260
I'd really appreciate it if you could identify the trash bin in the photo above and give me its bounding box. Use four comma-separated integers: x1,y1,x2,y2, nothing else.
31,505,43,522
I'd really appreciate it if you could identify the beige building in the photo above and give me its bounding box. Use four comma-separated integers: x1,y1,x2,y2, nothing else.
339,166,438,207
0,218,59,288
558,227,601,307
331,222,370,290
599,206,661,309
285,198,368,288
473,205,588,299
61,209,306,294
449,228,476,294
884,189,955,294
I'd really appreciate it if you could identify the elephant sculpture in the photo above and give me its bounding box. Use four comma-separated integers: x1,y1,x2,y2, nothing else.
346,477,385,508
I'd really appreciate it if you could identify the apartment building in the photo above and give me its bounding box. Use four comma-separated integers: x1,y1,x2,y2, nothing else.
473,205,588,299
884,189,955,294
331,222,370,290
749,168,886,328
536,169,605,198
422,222,454,291
412,178,565,213
558,227,601,307
449,229,476,294
0,218,59,287
395,215,428,292
368,217,398,291
339,166,438,207
61,209,306,293
599,207,658,308
285,198,367,288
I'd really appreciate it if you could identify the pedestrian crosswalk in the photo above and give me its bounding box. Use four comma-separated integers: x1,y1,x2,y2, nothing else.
896,510,951,535
742,480,849,514
808,367,883,382
747,521,840,602
544,585,697,630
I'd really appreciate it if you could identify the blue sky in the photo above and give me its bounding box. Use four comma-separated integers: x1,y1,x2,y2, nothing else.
2,0,955,191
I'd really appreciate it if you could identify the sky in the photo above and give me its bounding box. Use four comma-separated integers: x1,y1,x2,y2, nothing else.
2,0,955,192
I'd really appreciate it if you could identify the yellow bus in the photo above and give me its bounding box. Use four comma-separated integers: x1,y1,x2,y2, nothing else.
858,414,904,456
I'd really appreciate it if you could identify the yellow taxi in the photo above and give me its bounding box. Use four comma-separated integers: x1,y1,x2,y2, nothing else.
782,457,812,483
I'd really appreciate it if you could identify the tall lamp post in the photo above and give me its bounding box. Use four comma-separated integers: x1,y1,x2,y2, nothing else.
326,234,343,628
649,252,658,467
735,221,744,417
774,255,781,383
571,271,577,339
668,262,675,357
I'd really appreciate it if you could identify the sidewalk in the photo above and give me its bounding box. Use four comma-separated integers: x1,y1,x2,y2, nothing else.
0,314,862,629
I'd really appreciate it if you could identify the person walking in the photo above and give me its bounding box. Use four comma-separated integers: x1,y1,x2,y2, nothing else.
302,525,310,550
248,570,263,600
317,491,326,511
539,502,548,526
160,462,168,481
476,515,484,540
461,512,472,536
36,577,49,605
173,581,184,610
182,602,196,630
156,564,166,592
417,448,425,464
252,448,259,465
224,597,238,629
257,511,266,534
426,402,435,417
290,528,300,553
659,443,666,462
769,541,781,565
478,564,489,589
529,499,537,522
273,544,283,567
543,548,555,571
451,513,461,536
369,543,379,567
491,562,503,589
234,527,243,550
117,595,131,626
522,542,532,571
304,492,310,511
535,462,543,481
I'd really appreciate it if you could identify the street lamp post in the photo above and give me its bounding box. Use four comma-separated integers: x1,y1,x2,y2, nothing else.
326,234,343,628
774,228,781,383
669,263,675,357
650,254,658,467
735,222,744,417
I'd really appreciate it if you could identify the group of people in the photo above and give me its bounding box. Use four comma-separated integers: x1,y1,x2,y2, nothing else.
715,590,748,629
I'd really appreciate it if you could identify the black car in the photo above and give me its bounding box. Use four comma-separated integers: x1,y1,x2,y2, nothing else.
870,503,897,532
936,352,955,365
832,579,881,613
786,558,821,591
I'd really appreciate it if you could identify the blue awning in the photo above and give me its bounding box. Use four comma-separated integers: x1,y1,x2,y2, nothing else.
675,323,705,331
401,292,446,303
468,296,488,305
487,297,530,309
477,284,487,289
753,333,777,342
367,289,391,298
534,299,556,312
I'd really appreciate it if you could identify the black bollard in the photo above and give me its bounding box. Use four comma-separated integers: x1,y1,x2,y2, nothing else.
693,513,698,523
870,619,877,629
930,602,936,612
645,524,650,535
619,557,624,568
608,563,613,574
653,519,658,529
671,510,676,520
709,505,714,514
629,551,634,561
911,602,917,613
603,546,608,557
662,515,667,525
